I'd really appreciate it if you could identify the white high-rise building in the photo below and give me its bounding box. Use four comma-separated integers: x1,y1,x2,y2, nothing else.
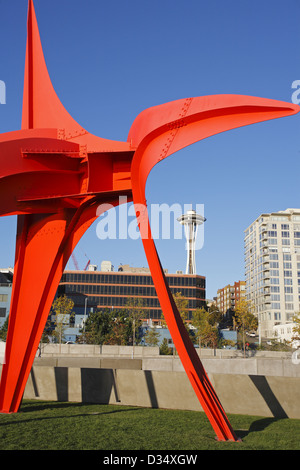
244,208,300,339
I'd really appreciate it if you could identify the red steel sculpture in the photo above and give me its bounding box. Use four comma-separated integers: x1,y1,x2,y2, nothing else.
0,0,299,441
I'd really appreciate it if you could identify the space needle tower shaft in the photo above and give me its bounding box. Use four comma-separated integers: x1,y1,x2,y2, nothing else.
177,209,206,275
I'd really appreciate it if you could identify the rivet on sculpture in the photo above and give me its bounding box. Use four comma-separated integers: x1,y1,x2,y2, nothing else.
0,0,299,442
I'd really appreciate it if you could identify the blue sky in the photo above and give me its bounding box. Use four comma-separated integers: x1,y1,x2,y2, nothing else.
0,0,299,299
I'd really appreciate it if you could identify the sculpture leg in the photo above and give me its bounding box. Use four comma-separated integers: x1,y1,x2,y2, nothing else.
0,197,112,413
142,234,238,441
131,198,238,441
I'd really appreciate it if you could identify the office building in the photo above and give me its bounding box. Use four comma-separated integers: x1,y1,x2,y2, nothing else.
216,281,246,314
0,269,13,328
57,263,206,322
244,208,300,339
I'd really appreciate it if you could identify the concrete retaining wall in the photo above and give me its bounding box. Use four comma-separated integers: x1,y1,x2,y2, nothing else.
37,343,295,359
1,344,300,419
38,343,161,358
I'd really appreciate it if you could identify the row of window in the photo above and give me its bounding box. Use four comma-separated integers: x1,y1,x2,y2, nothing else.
271,302,294,310
61,272,205,288
269,270,300,277
260,311,295,321
270,286,299,293
63,283,205,299
268,262,300,269
265,231,300,238
270,294,300,301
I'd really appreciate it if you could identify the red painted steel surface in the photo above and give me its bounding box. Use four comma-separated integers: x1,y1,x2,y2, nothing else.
0,0,299,441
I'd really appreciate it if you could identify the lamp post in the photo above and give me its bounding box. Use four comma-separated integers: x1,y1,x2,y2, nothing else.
83,297,88,332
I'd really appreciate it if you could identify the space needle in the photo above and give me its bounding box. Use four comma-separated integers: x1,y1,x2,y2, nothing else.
177,209,206,275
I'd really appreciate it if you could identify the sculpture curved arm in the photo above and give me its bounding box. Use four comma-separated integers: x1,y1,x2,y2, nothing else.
129,94,299,441
129,95,299,196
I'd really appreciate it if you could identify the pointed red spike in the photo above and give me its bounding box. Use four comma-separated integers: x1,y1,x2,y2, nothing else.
21,0,131,151
22,0,86,135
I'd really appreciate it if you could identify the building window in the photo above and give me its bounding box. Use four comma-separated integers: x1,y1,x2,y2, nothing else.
285,295,293,302
271,294,280,301
0,307,6,317
285,303,294,310
0,294,8,302
271,286,280,292
271,302,280,309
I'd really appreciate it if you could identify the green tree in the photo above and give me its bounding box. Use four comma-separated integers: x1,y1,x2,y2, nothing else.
191,308,219,349
80,307,137,346
51,295,75,346
159,337,172,355
171,291,192,353
160,291,189,329
0,316,8,341
144,327,160,347
125,297,146,347
79,308,114,344
105,309,132,346
207,303,223,326
234,300,258,357
173,292,189,323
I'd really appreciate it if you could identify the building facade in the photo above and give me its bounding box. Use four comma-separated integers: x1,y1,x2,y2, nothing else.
216,281,246,314
57,264,206,323
244,208,300,339
0,269,13,328
273,322,300,348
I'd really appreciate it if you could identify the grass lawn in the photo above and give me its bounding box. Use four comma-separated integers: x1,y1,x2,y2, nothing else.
0,400,299,451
